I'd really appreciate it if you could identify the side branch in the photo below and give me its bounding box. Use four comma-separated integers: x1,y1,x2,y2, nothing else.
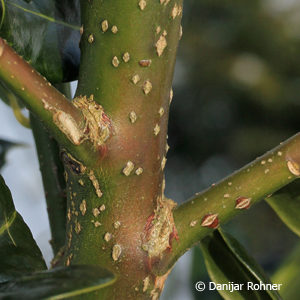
0,38,89,159
156,133,300,274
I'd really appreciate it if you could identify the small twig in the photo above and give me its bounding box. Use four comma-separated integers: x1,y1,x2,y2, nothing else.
0,38,90,160
155,133,300,274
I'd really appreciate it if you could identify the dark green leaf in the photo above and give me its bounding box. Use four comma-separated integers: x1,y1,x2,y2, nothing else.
0,265,116,299
272,243,300,300
266,181,300,237
200,229,282,300
0,174,46,283
0,139,24,170
191,246,222,300
0,0,80,83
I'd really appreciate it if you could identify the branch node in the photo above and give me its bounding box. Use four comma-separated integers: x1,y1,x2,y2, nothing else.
72,95,113,150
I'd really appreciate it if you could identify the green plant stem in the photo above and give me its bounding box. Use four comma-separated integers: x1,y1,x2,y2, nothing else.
155,133,300,275
30,82,71,256
0,38,91,161
31,115,66,256
63,1,183,299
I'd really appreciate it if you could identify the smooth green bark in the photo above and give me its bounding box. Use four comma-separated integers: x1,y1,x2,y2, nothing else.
64,1,183,299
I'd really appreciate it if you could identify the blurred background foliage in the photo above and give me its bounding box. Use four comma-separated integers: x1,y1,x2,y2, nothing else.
163,0,300,299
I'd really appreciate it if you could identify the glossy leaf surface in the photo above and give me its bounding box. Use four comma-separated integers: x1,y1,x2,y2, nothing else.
272,243,300,300
0,174,46,283
200,229,282,300
0,265,115,299
266,181,300,237
0,0,80,83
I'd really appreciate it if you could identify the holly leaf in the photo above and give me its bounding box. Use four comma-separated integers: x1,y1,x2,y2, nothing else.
0,265,115,299
266,181,300,237
200,229,282,300
0,0,80,83
0,174,46,283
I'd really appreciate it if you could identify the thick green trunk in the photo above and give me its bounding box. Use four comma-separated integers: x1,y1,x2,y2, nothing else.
64,1,183,299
